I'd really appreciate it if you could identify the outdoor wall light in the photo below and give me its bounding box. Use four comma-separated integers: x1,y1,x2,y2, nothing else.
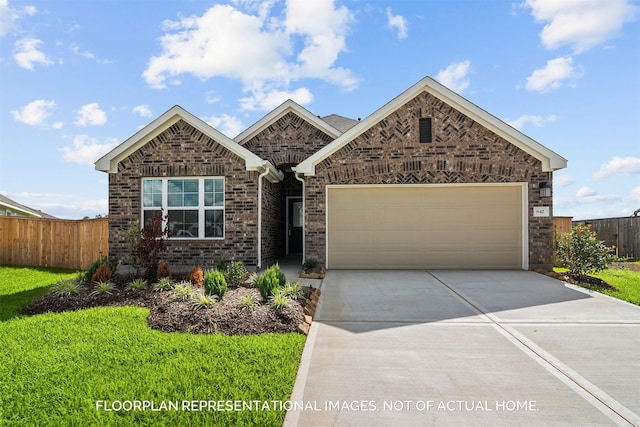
539,182,551,198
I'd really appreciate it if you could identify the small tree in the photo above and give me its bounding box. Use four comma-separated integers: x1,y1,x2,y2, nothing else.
555,224,613,276
125,210,170,279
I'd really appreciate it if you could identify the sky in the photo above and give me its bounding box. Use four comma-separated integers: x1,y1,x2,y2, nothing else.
0,0,639,221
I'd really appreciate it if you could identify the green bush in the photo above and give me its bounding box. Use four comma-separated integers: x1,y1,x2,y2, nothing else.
50,278,82,297
302,258,319,270
89,281,115,296
152,277,174,292
203,269,228,297
280,282,304,300
223,261,250,286
254,264,286,299
125,278,147,292
556,224,614,275
237,294,259,310
268,292,291,310
173,282,196,301
189,294,218,312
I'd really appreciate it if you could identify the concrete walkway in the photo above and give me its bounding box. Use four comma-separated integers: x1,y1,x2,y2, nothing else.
284,270,640,426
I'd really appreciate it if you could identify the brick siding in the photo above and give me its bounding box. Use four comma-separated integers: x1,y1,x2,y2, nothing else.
240,111,334,167
304,91,554,269
108,119,260,270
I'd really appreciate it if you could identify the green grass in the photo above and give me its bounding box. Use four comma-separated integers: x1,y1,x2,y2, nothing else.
554,265,640,306
0,266,306,426
589,268,640,306
0,265,78,321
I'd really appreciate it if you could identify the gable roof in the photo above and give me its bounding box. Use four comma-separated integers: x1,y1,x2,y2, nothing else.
295,76,568,175
0,194,57,218
95,105,283,182
234,99,343,145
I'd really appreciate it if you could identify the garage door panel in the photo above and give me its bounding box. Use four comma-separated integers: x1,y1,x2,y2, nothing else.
328,185,524,269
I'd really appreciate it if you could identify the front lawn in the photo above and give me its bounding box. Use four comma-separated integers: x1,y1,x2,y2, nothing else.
554,264,640,306
0,266,306,426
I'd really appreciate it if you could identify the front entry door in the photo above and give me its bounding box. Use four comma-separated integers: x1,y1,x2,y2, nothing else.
287,197,303,254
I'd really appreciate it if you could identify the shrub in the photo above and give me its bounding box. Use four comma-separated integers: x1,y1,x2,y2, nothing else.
189,266,204,288
84,255,118,284
173,282,196,301
556,224,614,276
254,264,286,299
156,261,172,280
125,278,147,292
89,281,115,296
190,294,218,312
203,269,227,298
90,263,111,285
268,292,291,310
224,261,249,286
126,210,170,280
237,294,259,310
280,282,304,300
50,278,82,297
302,258,319,270
152,277,174,292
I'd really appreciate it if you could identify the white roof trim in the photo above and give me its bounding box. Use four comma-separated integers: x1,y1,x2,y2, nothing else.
0,202,42,218
95,105,282,182
234,99,342,144
295,76,568,175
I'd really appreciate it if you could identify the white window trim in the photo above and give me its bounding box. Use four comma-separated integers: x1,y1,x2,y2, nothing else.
141,176,225,240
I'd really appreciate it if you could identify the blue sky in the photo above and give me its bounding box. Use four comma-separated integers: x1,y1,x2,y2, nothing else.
1,0,638,220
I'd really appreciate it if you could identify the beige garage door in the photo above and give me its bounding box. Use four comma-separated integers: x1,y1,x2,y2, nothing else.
327,185,524,269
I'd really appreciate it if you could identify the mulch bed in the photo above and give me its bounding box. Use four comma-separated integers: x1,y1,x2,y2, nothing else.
535,269,617,291
20,282,310,336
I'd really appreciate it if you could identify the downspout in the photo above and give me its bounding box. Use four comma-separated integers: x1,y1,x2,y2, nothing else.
257,164,271,271
293,170,305,264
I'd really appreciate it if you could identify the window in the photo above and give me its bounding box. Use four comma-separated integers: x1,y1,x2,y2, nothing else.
419,118,432,143
142,177,224,239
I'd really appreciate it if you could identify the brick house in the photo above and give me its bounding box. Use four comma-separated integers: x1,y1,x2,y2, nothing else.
96,76,566,271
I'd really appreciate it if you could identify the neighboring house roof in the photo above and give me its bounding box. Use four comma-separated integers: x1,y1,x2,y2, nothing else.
295,76,568,175
0,194,57,218
233,99,343,144
321,114,360,133
95,105,283,182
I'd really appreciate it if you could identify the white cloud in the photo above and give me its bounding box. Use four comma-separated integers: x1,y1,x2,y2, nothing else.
525,56,582,92
592,156,640,180
143,0,356,111
435,60,471,93
13,38,53,70
74,103,107,126
507,114,557,130
554,174,574,188
239,86,313,111
523,0,639,53
575,186,620,204
576,186,597,197
386,7,408,40
133,104,153,118
59,135,117,165
23,5,36,16
204,114,244,138
205,90,220,104
0,0,18,37
11,99,56,126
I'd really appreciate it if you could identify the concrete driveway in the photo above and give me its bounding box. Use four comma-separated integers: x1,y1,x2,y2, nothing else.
284,270,640,426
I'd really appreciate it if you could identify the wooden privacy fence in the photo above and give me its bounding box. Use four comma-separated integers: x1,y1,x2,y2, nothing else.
0,217,108,270
573,216,640,259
